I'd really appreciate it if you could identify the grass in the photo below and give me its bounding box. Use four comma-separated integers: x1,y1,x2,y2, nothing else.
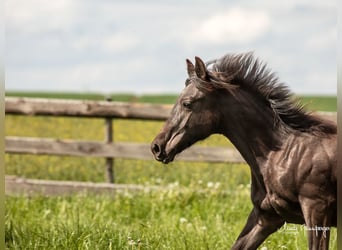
6,188,337,250
299,96,337,112
5,93,337,249
6,186,253,249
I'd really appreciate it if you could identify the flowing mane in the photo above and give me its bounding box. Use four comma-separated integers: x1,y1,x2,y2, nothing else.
204,52,336,135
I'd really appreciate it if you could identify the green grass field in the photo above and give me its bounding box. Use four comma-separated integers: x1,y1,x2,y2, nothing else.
5,93,337,249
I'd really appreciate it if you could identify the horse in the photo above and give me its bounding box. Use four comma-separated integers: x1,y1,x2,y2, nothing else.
151,53,336,250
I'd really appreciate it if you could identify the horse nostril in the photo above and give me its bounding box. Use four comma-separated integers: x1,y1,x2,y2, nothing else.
152,144,161,154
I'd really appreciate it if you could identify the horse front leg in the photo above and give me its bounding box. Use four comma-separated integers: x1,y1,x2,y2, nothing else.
231,207,284,250
306,227,330,250
300,198,332,250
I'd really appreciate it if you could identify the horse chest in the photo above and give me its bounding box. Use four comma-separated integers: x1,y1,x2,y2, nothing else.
256,153,302,221
250,169,301,221
263,192,304,224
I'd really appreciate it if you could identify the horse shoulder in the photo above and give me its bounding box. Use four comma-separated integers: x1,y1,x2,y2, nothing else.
258,133,336,223
266,133,336,194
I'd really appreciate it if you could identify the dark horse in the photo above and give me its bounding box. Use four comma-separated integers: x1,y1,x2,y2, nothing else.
151,53,336,249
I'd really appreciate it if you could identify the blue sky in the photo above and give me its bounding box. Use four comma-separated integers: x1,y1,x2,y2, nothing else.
5,0,337,95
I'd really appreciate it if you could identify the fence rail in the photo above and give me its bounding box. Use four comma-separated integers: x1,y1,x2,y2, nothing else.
5,136,244,163
5,97,336,186
6,97,336,121
5,97,172,120
5,175,159,196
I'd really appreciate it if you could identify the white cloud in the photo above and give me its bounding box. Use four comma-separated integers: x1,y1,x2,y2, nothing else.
6,57,161,93
5,0,74,34
299,71,336,95
5,1,337,95
103,33,140,53
70,32,140,53
189,7,271,45
306,28,337,50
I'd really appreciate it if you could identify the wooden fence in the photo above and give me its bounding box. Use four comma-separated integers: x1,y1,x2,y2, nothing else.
5,97,245,184
5,97,337,187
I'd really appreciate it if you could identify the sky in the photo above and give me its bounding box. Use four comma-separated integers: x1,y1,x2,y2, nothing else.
5,0,337,95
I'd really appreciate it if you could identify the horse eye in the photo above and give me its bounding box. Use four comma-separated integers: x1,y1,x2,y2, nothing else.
182,101,192,109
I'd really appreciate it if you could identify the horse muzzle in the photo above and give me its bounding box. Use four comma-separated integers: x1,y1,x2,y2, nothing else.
151,142,174,164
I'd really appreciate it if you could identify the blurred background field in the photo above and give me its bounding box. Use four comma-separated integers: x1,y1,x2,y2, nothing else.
5,93,337,249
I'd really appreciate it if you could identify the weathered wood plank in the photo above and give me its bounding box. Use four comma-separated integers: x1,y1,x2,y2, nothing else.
5,136,245,163
316,111,337,122
6,97,336,122
5,97,172,120
5,175,159,196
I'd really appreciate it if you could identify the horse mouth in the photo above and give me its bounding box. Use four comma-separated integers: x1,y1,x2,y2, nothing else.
154,152,176,164
151,142,177,164
152,130,185,164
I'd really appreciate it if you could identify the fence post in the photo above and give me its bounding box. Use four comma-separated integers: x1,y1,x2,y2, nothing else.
105,97,114,183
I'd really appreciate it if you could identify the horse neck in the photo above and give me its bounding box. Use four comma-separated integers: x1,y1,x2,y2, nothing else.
219,91,282,169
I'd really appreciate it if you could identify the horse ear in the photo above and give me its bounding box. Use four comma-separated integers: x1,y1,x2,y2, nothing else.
186,59,196,78
195,56,208,80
